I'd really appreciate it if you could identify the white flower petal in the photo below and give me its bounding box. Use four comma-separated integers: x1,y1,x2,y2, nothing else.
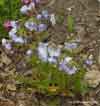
50,14,56,26
20,5,28,14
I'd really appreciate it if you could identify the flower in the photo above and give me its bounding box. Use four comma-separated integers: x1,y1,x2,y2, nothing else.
25,21,38,31
36,10,49,20
50,14,56,26
41,10,49,19
85,59,93,65
64,42,78,50
37,42,61,63
84,54,93,66
2,38,7,46
4,43,12,50
36,14,42,20
26,49,33,56
59,57,77,75
3,20,12,31
9,28,17,38
28,2,35,10
48,46,61,58
48,56,57,63
20,5,29,14
3,20,18,31
20,2,35,15
10,21,18,29
37,42,48,62
12,36,25,44
2,38,12,50
38,24,47,32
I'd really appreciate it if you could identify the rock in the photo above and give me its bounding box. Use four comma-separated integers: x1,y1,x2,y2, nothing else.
6,84,16,91
84,69,100,88
0,83,3,89
1,52,12,65
0,100,15,106
98,47,100,65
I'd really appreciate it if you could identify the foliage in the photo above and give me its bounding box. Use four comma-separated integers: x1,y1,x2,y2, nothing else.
0,0,21,39
67,15,74,33
16,54,88,96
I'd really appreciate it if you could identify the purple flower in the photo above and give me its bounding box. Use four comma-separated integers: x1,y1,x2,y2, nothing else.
20,5,29,14
36,14,42,20
13,36,25,44
5,43,12,50
25,21,38,31
64,42,78,50
59,57,77,75
85,59,93,66
37,42,48,62
41,10,49,19
3,20,12,31
38,24,47,32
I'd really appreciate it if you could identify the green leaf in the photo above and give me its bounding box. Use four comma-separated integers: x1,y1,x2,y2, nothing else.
67,15,74,32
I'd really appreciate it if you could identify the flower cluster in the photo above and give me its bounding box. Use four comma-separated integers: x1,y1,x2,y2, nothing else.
2,20,25,50
1,0,94,76
59,57,77,75
2,38,12,50
20,0,38,15
25,21,47,32
37,42,61,63
37,42,78,75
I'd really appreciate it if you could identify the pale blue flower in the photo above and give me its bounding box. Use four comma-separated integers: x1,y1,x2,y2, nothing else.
37,42,48,62
36,14,42,20
41,10,49,19
2,39,12,50
13,36,25,44
59,57,77,75
48,57,57,63
85,59,93,65
20,5,29,14
10,21,18,29
38,24,47,32
64,42,78,50
37,42,61,63
25,21,38,31
9,28,17,38
5,43,12,50
48,47,61,58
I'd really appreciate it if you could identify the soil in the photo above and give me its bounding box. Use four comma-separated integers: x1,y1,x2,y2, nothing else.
0,0,100,106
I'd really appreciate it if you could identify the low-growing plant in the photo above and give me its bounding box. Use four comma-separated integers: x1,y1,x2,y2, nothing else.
16,54,88,96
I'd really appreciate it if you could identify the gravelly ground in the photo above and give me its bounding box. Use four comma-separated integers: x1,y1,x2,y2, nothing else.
0,0,100,106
